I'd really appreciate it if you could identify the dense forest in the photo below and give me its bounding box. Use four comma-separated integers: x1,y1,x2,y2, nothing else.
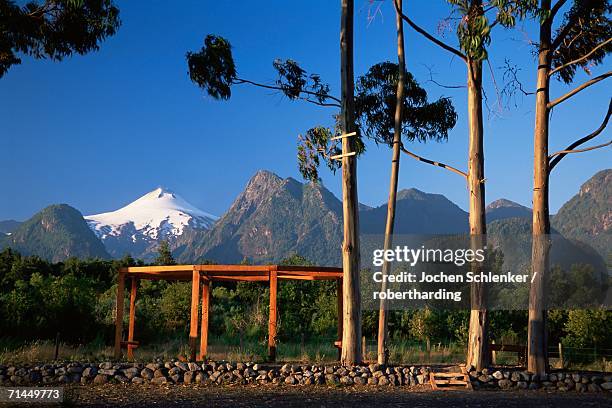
0,246,609,366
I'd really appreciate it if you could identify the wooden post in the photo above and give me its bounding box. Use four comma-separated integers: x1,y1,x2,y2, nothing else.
127,278,138,360
362,336,367,361
114,271,126,360
491,340,497,365
189,270,201,361
336,278,343,361
199,279,210,360
268,267,278,362
558,342,564,369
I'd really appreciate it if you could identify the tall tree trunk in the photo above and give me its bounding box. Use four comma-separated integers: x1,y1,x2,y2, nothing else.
465,57,489,370
528,0,552,376
340,0,362,365
377,0,406,365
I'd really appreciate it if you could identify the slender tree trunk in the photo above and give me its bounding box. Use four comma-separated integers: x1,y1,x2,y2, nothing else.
377,0,406,365
465,57,489,370
340,0,362,365
528,0,552,376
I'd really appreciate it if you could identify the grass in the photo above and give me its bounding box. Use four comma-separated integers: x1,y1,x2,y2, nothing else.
0,337,609,372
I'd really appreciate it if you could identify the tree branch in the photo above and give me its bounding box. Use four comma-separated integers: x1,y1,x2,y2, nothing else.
550,0,569,21
394,1,467,62
552,11,581,50
233,77,342,107
399,143,468,178
549,38,612,77
549,99,612,171
547,71,611,108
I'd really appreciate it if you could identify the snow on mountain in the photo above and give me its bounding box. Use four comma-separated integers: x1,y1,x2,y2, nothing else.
85,187,218,242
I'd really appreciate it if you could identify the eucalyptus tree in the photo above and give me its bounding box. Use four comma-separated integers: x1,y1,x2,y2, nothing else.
523,0,611,376
0,0,120,78
187,36,457,366
186,7,364,362
393,0,540,369
299,59,458,364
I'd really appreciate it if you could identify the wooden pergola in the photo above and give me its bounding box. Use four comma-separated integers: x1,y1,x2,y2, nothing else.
114,264,343,361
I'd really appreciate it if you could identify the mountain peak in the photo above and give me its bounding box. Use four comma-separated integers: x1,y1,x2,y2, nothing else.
486,198,529,211
85,187,218,251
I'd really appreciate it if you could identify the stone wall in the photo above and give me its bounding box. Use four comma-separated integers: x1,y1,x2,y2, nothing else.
1,361,611,392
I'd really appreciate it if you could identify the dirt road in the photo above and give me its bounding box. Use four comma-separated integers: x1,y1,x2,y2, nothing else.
54,384,612,407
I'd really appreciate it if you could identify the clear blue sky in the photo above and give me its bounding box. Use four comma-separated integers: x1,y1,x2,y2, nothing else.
0,0,610,221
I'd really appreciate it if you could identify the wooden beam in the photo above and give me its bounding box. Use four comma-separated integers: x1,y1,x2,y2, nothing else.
127,278,138,361
189,270,201,361
120,265,196,273
336,278,343,361
199,280,210,360
209,276,269,282
268,267,278,362
114,272,126,359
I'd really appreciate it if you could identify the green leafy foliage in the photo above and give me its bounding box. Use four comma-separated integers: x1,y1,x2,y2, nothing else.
355,62,457,146
552,0,612,83
0,0,120,77
186,35,236,100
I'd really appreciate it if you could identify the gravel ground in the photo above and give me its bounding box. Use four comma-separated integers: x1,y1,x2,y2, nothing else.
33,385,610,407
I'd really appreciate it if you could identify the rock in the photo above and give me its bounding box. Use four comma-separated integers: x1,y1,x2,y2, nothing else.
325,374,339,384
600,382,612,391
151,376,167,385
132,377,145,384
498,379,512,389
517,381,528,389
340,376,353,385
154,369,166,378
195,372,207,384
353,376,366,385
99,369,117,376
576,383,586,393
378,376,390,386
82,367,97,378
492,370,504,380
188,363,200,372
252,364,260,371
141,368,154,380
528,382,539,390
510,372,520,382
170,374,181,383
367,377,378,385
285,375,297,385
588,383,602,392
184,372,194,384
67,366,83,374
93,374,108,385
100,362,113,370
572,374,581,383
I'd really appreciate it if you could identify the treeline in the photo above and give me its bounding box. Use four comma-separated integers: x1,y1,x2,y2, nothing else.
0,248,609,363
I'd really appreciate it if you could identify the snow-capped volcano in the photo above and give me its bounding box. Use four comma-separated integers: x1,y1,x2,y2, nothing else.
84,187,217,259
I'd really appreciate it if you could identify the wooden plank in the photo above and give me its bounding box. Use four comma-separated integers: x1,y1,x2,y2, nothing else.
121,265,196,273
195,264,271,272
199,280,210,360
330,131,357,140
277,265,343,273
127,278,137,361
209,276,270,282
189,270,201,361
268,267,278,362
432,373,466,378
114,272,126,359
